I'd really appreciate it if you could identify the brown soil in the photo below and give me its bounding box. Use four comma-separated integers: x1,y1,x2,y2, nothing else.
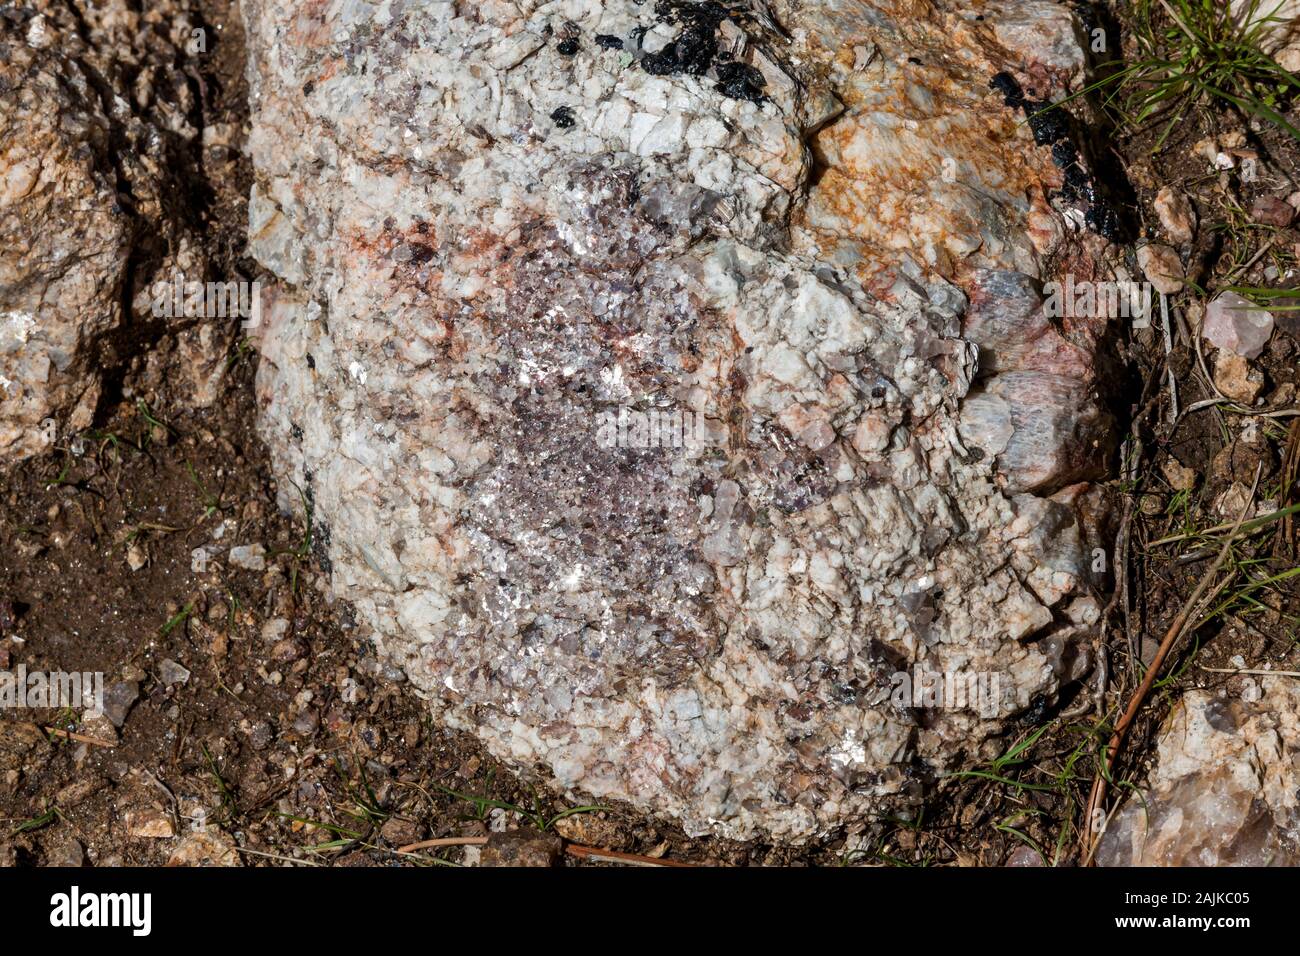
1,363,845,866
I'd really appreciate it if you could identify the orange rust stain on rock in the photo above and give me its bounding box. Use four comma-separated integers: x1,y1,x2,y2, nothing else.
289,0,334,48
795,3,1077,291
804,109,1059,287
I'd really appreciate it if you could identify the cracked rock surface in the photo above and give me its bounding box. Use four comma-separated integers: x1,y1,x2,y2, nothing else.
0,0,237,464
247,0,1119,840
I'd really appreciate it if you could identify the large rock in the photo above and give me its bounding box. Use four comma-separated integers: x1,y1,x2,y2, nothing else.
246,0,1118,840
1097,683,1300,866
0,0,232,464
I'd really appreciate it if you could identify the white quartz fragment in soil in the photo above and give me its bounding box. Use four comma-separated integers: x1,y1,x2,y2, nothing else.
1203,291,1275,360
1097,683,1300,867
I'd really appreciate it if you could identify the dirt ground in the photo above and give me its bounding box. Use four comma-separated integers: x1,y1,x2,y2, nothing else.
2,0,1299,867
0,366,836,866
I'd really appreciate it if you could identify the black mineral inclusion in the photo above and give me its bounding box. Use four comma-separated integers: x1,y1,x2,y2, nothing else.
640,0,770,103
990,71,1122,240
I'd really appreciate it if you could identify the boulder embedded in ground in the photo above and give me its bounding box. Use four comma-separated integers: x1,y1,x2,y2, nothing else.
246,0,1118,840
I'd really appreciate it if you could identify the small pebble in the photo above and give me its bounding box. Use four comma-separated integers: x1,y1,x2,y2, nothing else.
1203,291,1274,359
228,544,267,571
1213,351,1265,404
1136,243,1184,295
1153,186,1196,244
101,680,140,728
159,658,191,686
1251,195,1295,228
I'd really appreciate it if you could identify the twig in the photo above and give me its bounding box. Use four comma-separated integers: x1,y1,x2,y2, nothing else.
1061,498,1127,722
1221,234,1279,288
1179,396,1300,421
1160,292,1178,423
396,836,488,853
233,846,322,867
42,725,116,748
393,835,697,867
564,844,698,867
1110,388,1159,675
1115,487,1137,672
1200,666,1300,677
1156,0,1198,43
1082,467,1259,864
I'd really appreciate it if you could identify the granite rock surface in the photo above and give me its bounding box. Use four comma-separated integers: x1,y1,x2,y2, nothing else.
246,0,1120,840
